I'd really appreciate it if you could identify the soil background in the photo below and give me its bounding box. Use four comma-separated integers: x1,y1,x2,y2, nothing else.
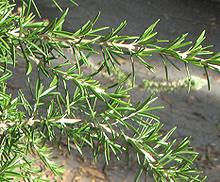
13,0,220,181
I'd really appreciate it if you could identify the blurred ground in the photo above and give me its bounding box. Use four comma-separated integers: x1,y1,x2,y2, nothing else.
14,0,220,181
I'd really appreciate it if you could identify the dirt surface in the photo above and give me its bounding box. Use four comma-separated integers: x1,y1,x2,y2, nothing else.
13,0,220,181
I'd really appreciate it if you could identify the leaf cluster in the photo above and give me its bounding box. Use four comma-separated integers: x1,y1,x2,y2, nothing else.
1,0,218,181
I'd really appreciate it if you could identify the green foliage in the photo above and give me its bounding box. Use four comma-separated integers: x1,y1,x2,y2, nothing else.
143,76,207,94
1,0,219,181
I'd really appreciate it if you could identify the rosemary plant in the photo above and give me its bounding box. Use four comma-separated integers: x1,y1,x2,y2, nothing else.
0,0,219,181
